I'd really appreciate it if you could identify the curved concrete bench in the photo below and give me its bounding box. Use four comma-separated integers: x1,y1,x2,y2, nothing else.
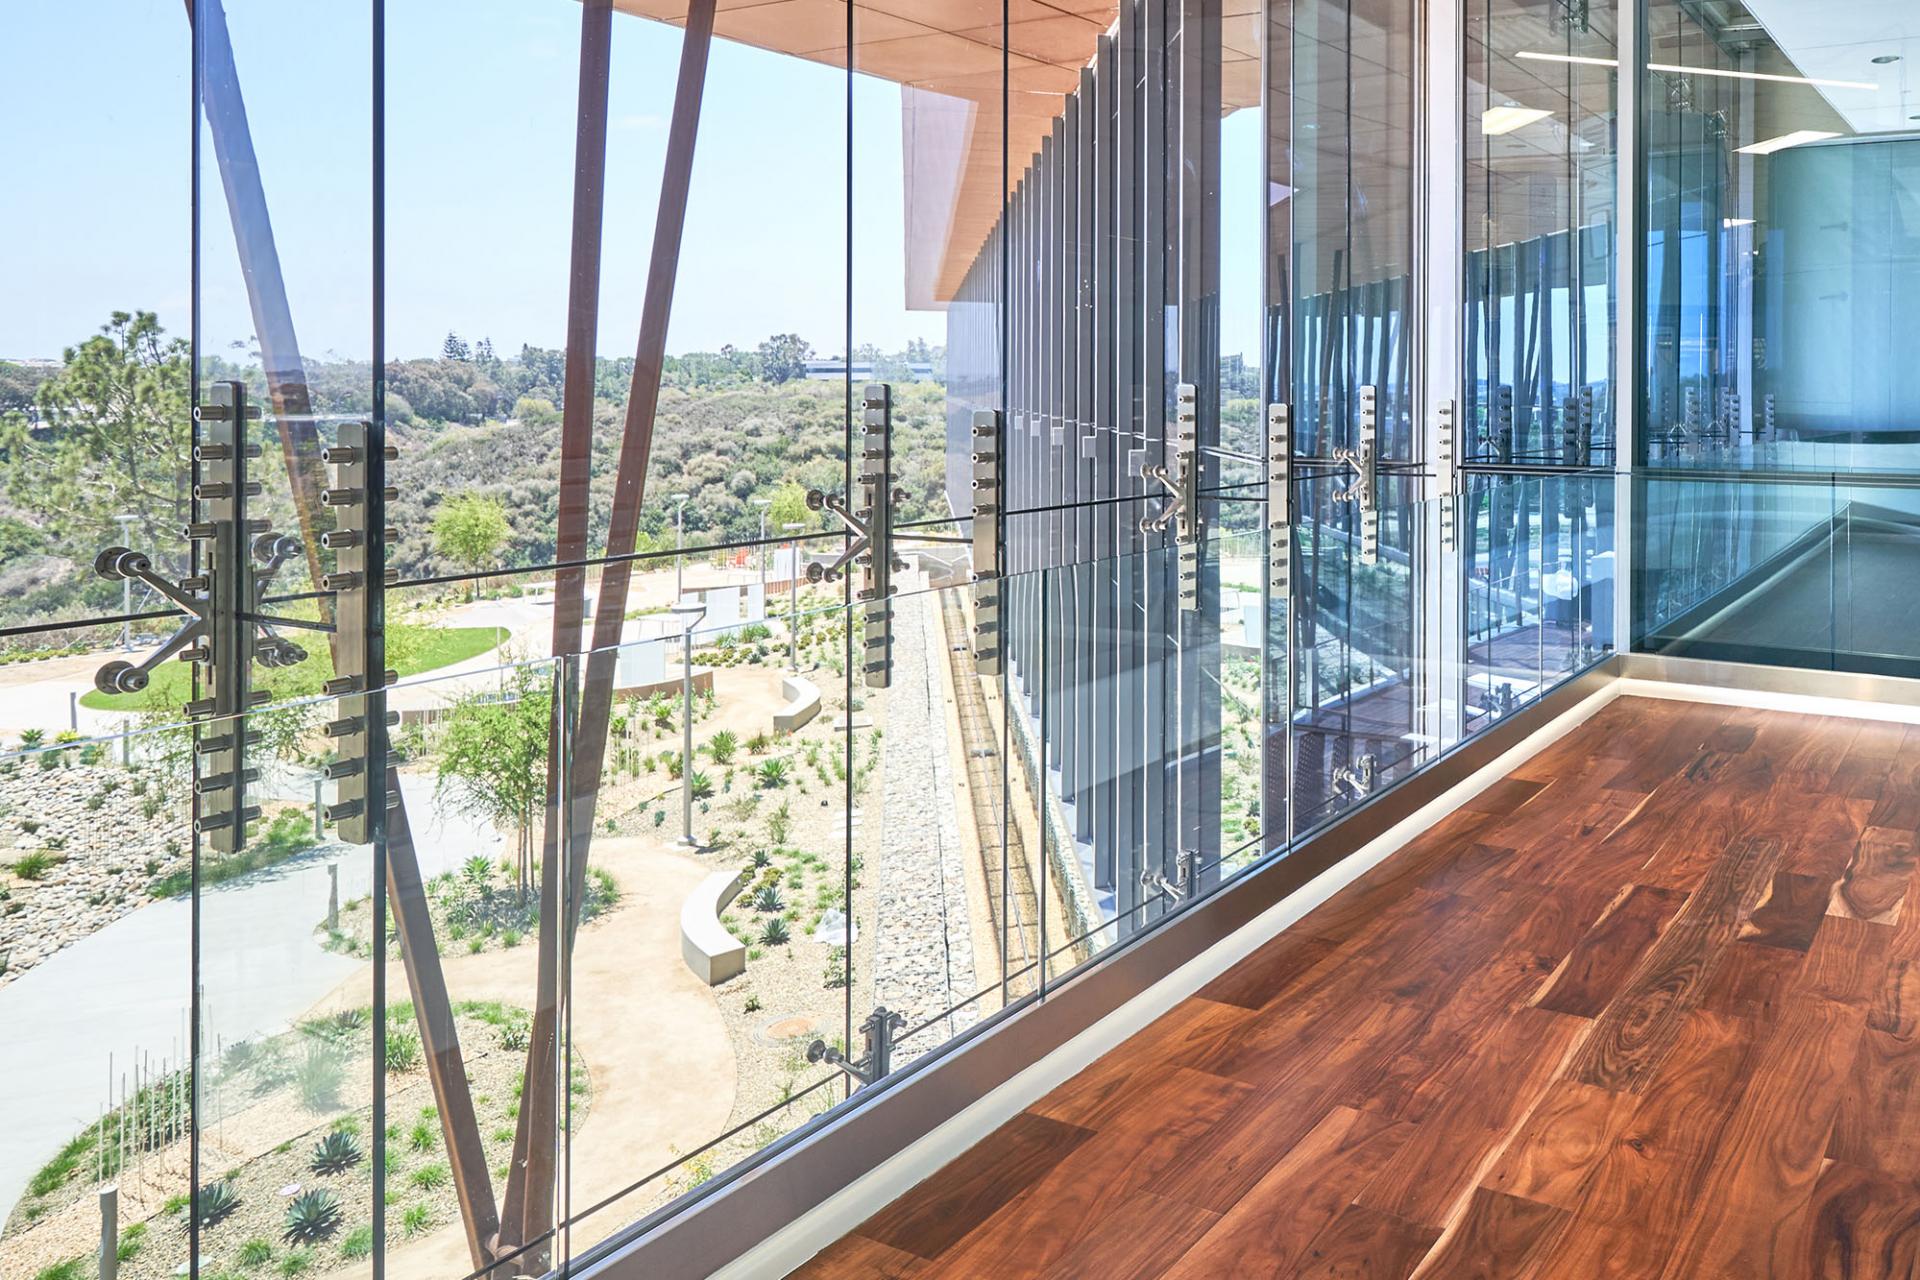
774,675,821,734
681,869,749,986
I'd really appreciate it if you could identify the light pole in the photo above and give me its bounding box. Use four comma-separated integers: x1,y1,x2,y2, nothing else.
672,492,691,602
113,513,138,651
750,496,772,613
670,597,707,848
782,522,805,671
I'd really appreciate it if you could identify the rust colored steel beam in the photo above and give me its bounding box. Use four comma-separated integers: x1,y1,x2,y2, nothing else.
190,2,499,1270
503,0,719,1261
498,0,616,1269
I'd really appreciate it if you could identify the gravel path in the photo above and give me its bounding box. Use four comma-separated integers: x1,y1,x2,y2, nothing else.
870,589,977,1062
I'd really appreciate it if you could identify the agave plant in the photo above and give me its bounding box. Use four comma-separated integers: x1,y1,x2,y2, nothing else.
754,758,790,790
197,1180,242,1228
751,884,784,914
309,1130,364,1175
759,916,792,947
282,1189,343,1244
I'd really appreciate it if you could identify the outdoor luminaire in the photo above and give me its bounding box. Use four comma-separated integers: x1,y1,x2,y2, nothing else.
670,597,707,848
782,521,806,671
672,492,691,601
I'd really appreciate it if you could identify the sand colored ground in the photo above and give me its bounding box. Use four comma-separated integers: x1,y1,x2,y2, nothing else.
303,836,733,1280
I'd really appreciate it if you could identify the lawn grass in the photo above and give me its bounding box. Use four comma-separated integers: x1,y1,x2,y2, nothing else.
80,625,508,711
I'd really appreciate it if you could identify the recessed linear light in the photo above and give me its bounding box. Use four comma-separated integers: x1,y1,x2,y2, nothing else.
1515,50,1879,92
1482,104,1553,134
1736,129,1841,155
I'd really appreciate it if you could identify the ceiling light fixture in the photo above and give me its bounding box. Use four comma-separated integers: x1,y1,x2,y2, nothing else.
1515,50,1879,92
1736,129,1842,155
1872,54,1901,65
1482,104,1553,134
1723,217,1755,228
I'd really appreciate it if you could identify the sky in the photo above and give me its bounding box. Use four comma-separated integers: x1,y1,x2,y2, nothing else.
1,0,1264,364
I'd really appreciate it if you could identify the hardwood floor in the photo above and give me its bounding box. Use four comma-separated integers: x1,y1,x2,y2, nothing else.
790,697,1920,1280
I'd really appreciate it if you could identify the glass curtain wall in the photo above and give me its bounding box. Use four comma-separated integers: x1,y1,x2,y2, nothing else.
1633,0,1920,675
0,1,1622,1278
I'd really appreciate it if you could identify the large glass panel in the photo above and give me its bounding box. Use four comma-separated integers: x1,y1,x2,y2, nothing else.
3,718,196,1280
1642,0,1920,476
1467,0,1619,467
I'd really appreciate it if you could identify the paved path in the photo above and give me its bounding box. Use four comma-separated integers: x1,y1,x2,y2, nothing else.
0,772,499,1218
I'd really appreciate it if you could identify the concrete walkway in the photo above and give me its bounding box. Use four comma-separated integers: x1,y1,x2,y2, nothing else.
0,772,499,1218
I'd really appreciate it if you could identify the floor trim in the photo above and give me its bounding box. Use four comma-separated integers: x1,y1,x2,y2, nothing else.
1619,652,1920,724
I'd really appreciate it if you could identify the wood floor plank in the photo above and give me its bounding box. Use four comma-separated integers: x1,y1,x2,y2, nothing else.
1043,1191,1219,1280
1659,996,1868,1279
1480,1081,1639,1211
1354,1007,1585,1228
1407,1188,1569,1280
919,1067,1252,1279
1028,996,1254,1129
1196,931,1340,1011
1828,1024,1920,1182
1794,914,1896,1010
1287,1203,1441,1280
1534,884,1689,1017
853,1111,1097,1260
1158,1107,1412,1280
1461,776,1550,816
1699,938,1805,1022
1800,1160,1920,1279
802,1236,931,1278
1569,836,1782,1091
1830,826,1920,925
1738,869,1833,951
1873,950,1920,1037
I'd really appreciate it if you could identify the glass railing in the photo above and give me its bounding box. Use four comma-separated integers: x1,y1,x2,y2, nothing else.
1634,473,1920,677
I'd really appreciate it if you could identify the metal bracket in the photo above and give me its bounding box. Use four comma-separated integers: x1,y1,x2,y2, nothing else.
1436,399,1459,552
1332,753,1379,802
92,380,315,852
807,1006,907,1087
1140,383,1202,613
807,385,903,688
1142,848,1201,904
316,420,401,842
970,409,1002,676
1333,384,1380,565
1267,402,1291,601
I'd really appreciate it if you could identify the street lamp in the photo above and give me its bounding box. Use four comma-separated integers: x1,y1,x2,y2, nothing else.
113,513,138,651
750,496,772,612
782,522,805,671
672,492,691,602
670,597,707,848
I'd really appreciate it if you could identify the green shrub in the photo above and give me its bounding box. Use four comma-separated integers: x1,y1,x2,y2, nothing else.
309,1130,363,1175
277,1249,313,1276
759,917,791,946
11,851,61,881
340,1225,375,1261
387,1028,422,1074
402,1202,432,1236
294,1045,344,1112
409,1120,437,1152
31,1259,85,1280
410,1162,449,1190
282,1189,342,1244
754,759,790,789
198,1179,243,1228
706,730,738,764
115,1222,148,1262
239,1237,275,1266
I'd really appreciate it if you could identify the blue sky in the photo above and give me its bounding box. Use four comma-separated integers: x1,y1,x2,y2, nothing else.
3,0,1262,364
